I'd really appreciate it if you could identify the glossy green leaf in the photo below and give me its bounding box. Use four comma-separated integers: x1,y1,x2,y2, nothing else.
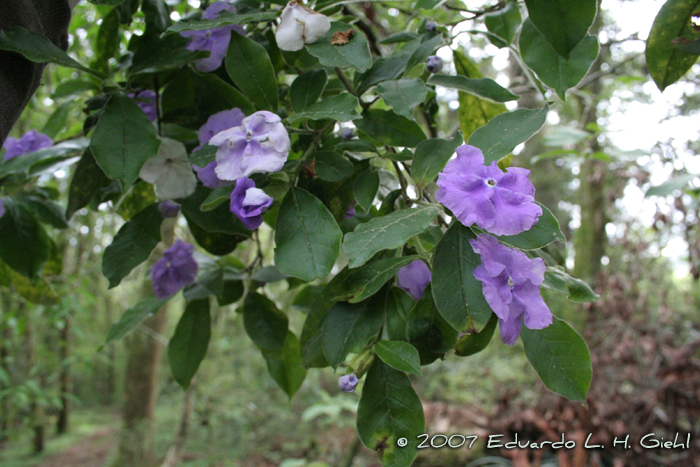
343,207,438,269
129,34,206,76
275,187,342,281
52,79,100,99
645,0,700,90
243,293,288,351
431,223,492,333
225,33,278,111
353,168,379,211
376,78,428,118
102,204,162,289
411,132,464,188
16,194,68,230
406,285,459,365
0,139,89,179
468,104,549,164
386,288,416,342
521,317,592,401
357,360,425,467
0,26,105,78
523,0,597,59
355,109,427,148
454,312,497,357
375,341,422,376
94,7,120,72
189,145,217,168
519,20,599,100
41,102,72,140
428,75,518,103
337,256,420,304
180,185,251,236
0,197,51,279
306,22,372,72
200,185,234,212
142,0,171,34
104,296,167,346
314,151,354,182
168,299,211,389
355,56,410,95
646,173,698,196
261,331,307,398
322,298,384,367
251,265,287,283
90,93,161,192
484,1,522,47
166,11,278,33
542,268,600,303
66,150,111,220
287,92,360,123
405,34,443,73
478,203,565,250
291,69,328,112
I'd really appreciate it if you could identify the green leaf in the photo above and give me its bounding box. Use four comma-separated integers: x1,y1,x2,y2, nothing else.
200,185,234,212
180,185,251,237
314,151,354,182
453,51,506,141
646,173,698,196
90,93,161,192
523,0,597,59
94,7,120,72
353,168,379,211
386,288,415,342
355,56,410,95
376,79,428,118
142,0,171,34
338,256,420,304
104,296,167,346
306,22,372,72
484,1,522,47
218,279,244,306
343,207,438,269
15,194,68,229
542,268,600,303
645,0,700,90
275,187,342,281
261,331,307,398
287,93,360,123
52,79,100,99
102,204,163,289
0,26,105,78
406,285,459,365
189,145,217,168
66,150,112,220
168,299,211,389
355,109,427,148
468,104,549,164
129,34,205,76
519,20,599,100
431,223,492,332
521,317,592,401
166,11,278,33
291,69,328,112
428,75,518,103
405,34,443,73
251,265,287,283
482,203,565,250
375,341,421,376
322,298,384,367
454,312,497,357
0,197,51,279
357,361,425,467
411,133,464,188
0,138,89,179
3,264,58,306
243,293,289,351
225,33,278,111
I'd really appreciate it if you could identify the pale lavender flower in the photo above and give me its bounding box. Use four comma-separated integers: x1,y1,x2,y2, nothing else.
230,177,273,230
139,138,197,200
128,90,158,122
150,240,199,299
426,55,443,73
396,260,431,300
0,199,5,219
193,108,246,188
469,233,552,345
210,111,290,181
158,200,181,218
3,130,52,161
180,1,244,73
338,374,359,393
436,145,542,236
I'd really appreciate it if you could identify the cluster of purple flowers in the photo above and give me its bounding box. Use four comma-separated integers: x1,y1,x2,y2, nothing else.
150,240,199,299
2,130,52,161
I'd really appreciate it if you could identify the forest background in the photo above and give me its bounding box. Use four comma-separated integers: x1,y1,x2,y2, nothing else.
0,0,699,467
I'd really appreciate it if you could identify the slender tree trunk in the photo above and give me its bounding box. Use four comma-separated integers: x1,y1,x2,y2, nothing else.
160,385,195,467
25,305,45,454
56,316,71,435
0,295,10,443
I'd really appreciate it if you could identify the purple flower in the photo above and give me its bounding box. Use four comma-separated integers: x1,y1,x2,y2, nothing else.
230,177,273,230
149,240,199,299
209,111,290,181
345,200,357,218
3,130,53,161
128,90,158,122
436,145,542,236
469,233,552,345
338,374,359,393
180,1,244,73
426,55,443,73
396,260,431,300
193,108,246,188
426,21,438,33
158,200,181,218
0,199,5,219
340,128,354,141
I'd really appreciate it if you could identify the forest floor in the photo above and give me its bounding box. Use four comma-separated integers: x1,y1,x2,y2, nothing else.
35,427,118,467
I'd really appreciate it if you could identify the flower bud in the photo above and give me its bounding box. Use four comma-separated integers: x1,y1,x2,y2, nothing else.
275,1,331,51
338,374,359,393
340,128,354,140
425,21,437,33
426,55,443,73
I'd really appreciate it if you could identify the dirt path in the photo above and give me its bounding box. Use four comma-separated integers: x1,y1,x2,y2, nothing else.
36,427,118,467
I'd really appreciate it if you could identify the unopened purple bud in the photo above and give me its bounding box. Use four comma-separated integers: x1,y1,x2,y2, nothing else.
426,55,443,73
158,200,181,218
340,128,354,140
338,374,359,393
426,21,437,33
396,260,431,300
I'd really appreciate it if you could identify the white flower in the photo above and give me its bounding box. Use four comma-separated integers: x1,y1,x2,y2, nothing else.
275,1,331,51
139,138,197,200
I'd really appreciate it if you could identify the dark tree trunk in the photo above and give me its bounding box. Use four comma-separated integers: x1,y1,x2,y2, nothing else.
56,316,71,435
